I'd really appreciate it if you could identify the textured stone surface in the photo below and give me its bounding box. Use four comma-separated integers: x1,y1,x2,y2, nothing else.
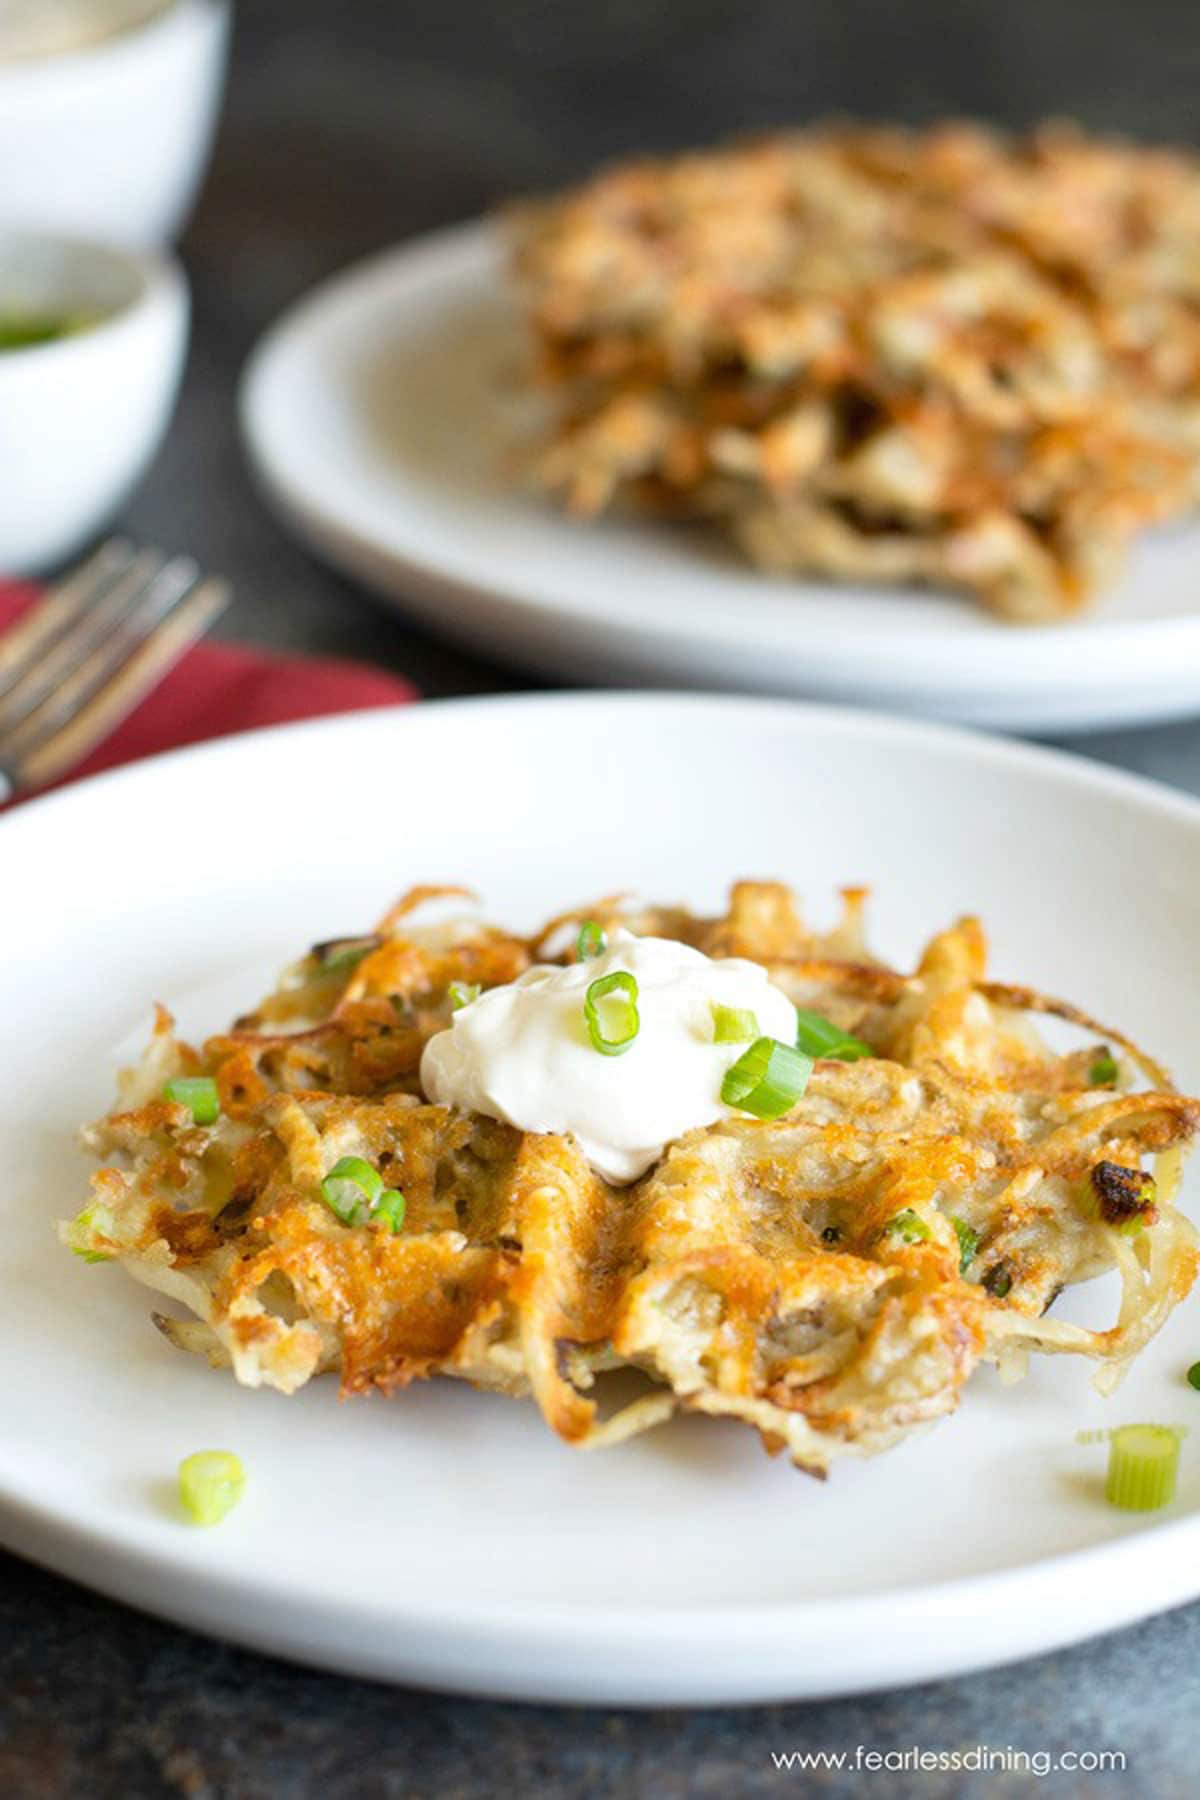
6,2,1200,1793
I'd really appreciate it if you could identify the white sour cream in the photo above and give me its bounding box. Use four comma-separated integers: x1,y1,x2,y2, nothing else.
419,930,797,1184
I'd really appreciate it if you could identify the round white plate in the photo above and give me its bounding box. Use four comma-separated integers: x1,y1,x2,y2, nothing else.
240,223,1200,735
5,694,1200,1705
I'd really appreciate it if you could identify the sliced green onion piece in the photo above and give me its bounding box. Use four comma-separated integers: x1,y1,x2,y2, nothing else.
576,920,607,961
1187,1362,1200,1392
1088,1050,1119,1087
374,1188,407,1233
584,970,640,1056
178,1450,246,1526
64,1203,114,1262
711,1002,758,1044
321,1155,383,1223
883,1208,932,1245
720,1037,813,1119
163,1076,220,1126
1088,1424,1186,1512
792,1007,874,1062
952,1216,979,1272
448,981,481,1011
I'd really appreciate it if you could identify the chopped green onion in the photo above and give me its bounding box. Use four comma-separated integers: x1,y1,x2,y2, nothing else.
720,1037,813,1119
163,1076,220,1126
448,981,481,1010
983,1264,1013,1299
373,1188,407,1233
882,1208,932,1245
711,1002,758,1044
312,934,379,972
1088,1050,1119,1087
792,1008,874,1062
1078,1424,1186,1512
1187,1362,1200,1392
584,970,640,1056
0,311,96,350
321,1154,383,1223
178,1450,246,1526
64,1203,113,1261
952,1216,979,1272
576,920,607,961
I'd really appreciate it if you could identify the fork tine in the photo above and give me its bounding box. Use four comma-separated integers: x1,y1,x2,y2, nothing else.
2,559,224,760
8,576,231,794
0,545,169,731
0,539,140,694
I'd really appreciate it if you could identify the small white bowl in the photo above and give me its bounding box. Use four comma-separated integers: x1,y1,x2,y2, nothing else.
0,1,230,247
0,230,189,573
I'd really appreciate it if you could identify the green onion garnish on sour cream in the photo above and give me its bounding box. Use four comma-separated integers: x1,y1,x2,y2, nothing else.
420,930,802,1184
584,970,640,1056
720,1037,812,1119
711,1002,758,1044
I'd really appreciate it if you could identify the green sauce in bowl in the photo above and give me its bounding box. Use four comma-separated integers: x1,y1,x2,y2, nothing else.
0,311,97,350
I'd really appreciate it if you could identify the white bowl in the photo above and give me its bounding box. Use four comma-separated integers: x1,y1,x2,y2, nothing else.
0,231,189,572
0,1,230,247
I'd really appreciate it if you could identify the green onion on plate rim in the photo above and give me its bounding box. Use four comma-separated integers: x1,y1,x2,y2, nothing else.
1077,1423,1186,1511
178,1450,246,1526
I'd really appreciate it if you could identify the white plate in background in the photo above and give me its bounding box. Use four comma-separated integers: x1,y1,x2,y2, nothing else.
241,224,1200,734
4,693,1200,1704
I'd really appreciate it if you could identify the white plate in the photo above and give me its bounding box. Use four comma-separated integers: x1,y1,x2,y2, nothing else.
5,694,1200,1705
240,223,1200,735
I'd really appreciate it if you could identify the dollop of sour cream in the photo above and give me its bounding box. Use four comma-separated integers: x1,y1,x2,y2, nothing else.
419,930,798,1184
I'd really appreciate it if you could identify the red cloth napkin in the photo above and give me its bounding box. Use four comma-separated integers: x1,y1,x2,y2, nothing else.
0,579,418,803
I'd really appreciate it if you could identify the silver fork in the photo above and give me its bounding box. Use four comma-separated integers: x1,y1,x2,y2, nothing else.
0,539,231,803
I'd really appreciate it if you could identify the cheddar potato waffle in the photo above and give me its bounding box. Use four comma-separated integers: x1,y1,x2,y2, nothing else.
65,883,1199,1476
509,121,1200,619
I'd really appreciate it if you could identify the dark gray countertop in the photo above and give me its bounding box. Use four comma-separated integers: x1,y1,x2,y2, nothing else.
7,3,1200,1793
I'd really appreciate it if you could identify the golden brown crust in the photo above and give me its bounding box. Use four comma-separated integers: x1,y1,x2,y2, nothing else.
65,883,1199,1473
508,121,1200,618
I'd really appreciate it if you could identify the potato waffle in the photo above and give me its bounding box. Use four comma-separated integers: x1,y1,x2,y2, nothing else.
509,121,1200,619
64,883,1199,1475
